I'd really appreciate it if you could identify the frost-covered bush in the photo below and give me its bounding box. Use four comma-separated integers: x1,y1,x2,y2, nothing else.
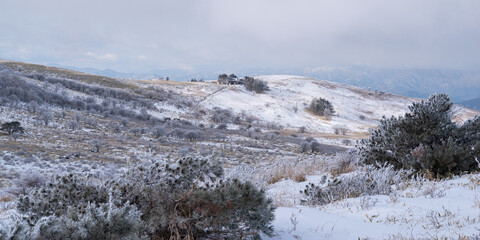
109,157,275,239
150,126,167,138
16,174,109,224
210,107,233,123
170,128,185,138
7,157,275,239
6,172,46,197
4,202,147,240
360,93,480,176
308,97,335,116
183,130,202,141
0,70,158,123
300,138,323,153
129,127,146,136
302,164,409,206
329,150,359,175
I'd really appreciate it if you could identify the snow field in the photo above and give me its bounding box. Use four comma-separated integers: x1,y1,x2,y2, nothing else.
265,173,480,239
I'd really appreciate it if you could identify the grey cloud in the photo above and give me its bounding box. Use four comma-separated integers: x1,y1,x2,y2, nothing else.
1,0,479,72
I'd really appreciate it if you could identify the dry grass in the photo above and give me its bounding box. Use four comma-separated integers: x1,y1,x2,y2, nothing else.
268,169,307,184
265,157,329,185
311,80,337,90
0,195,13,203
474,195,480,209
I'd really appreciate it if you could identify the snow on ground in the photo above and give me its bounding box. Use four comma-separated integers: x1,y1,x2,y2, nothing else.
265,173,480,239
200,75,416,134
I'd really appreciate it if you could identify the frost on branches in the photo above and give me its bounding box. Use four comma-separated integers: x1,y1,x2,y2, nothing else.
1,157,275,240
359,93,480,177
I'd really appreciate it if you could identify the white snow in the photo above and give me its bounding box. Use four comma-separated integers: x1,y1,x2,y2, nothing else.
200,75,416,134
265,173,480,239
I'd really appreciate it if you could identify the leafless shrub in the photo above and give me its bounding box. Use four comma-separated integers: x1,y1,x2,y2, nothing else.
210,107,233,123
213,132,226,141
334,125,348,135
7,172,46,196
358,196,378,210
330,150,359,175
40,110,53,125
129,127,144,136
266,122,283,130
422,183,446,198
184,130,202,141
84,117,96,127
74,113,82,122
67,120,79,130
302,164,410,206
178,146,194,156
91,140,105,153
151,126,167,138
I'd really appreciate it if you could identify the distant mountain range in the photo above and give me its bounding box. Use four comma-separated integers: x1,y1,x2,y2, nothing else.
49,64,480,106
302,66,480,103
49,65,164,80
459,97,480,110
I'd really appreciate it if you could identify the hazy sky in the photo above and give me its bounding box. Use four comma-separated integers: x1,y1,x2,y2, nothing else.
1,0,479,72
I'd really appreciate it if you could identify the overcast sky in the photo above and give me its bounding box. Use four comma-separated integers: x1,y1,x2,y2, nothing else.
1,0,479,73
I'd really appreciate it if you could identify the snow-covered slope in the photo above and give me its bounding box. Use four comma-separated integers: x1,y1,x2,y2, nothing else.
200,75,478,136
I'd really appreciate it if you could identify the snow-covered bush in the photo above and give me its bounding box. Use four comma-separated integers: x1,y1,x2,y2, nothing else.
15,174,110,224
6,172,46,197
110,157,275,239
7,157,275,239
299,138,323,153
329,149,359,175
183,130,202,141
302,164,409,206
150,126,167,138
210,107,233,123
359,93,480,177
4,202,147,240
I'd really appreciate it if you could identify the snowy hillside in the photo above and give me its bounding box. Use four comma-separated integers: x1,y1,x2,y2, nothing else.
198,75,478,139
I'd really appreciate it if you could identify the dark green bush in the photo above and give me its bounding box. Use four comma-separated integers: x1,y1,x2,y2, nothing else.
244,77,269,93
308,98,335,116
359,93,480,177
